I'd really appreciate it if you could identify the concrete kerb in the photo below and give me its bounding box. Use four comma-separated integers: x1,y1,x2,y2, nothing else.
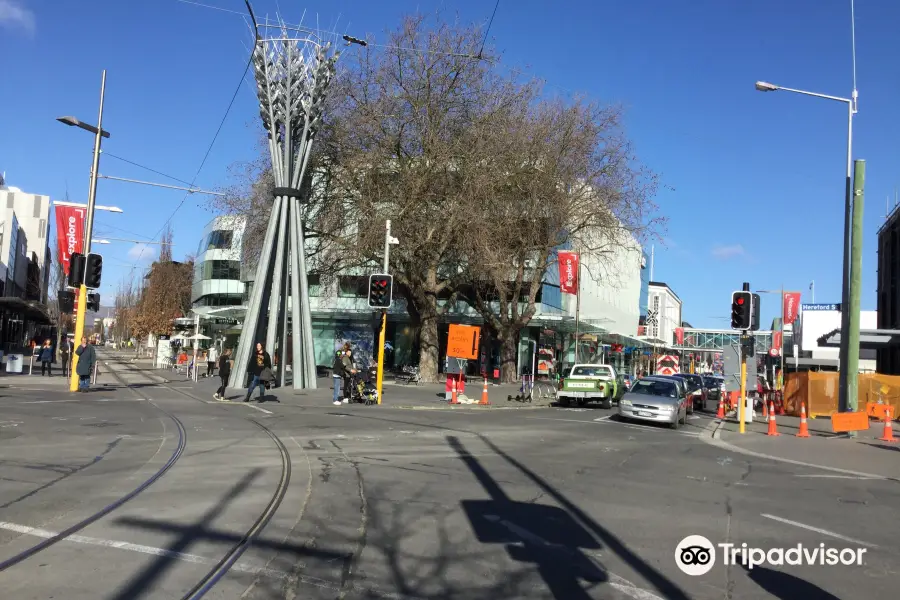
698,418,900,482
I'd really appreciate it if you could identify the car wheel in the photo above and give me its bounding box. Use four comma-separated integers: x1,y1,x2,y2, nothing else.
670,415,680,430
601,399,612,409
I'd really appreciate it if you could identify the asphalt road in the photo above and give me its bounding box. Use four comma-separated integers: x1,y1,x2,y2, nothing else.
0,353,896,599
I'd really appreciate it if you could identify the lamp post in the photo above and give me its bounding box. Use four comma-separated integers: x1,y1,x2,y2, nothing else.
58,70,108,393
755,80,858,413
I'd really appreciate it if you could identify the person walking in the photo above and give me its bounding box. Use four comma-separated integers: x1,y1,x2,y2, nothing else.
244,342,272,403
74,337,96,392
341,347,356,403
215,348,231,400
332,350,346,406
60,337,71,378
207,345,218,378
39,339,54,376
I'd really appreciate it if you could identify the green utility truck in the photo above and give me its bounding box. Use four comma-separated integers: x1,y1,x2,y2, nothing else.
556,363,625,409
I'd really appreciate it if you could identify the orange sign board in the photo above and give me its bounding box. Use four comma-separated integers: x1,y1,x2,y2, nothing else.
831,411,869,433
447,324,481,360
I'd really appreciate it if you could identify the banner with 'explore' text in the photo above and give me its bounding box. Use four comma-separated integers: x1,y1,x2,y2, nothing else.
558,251,579,295
54,204,86,277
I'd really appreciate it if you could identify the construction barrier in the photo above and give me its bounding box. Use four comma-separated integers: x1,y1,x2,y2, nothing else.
783,372,900,420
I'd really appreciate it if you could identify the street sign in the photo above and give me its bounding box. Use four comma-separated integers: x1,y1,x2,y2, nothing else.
769,348,780,357
447,324,481,360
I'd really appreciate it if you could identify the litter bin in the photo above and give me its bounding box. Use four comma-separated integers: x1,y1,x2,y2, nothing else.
6,354,24,374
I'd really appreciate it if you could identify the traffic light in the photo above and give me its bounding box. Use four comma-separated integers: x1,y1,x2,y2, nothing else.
731,291,752,330
741,333,756,357
67,253,86,287
87,292,101,312
750,293,761,331
368,274,393,308
58,290,75,313
84,253,103,289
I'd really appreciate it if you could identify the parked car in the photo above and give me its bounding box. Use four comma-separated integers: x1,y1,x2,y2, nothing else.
618,376,688,429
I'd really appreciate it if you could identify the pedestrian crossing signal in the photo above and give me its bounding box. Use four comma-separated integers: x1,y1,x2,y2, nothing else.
368,274,393,308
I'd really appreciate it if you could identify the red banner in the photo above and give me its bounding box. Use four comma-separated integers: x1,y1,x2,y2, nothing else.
558,251,579,295
773,330,783,350
783,292,801,324
54,204,86,277
675,327,684,345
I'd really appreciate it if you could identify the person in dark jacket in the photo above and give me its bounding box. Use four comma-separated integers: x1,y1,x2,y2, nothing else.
341,348,356,403
244,342,272,402
215,348,231,400
38,339,54,376
60,338,71,378
74,336,96,392
332,351,346,406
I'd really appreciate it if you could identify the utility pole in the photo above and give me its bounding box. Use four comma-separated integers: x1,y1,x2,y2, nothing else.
846,159,865,423
375,220,393,405
738,282,750,434
69,70,106,393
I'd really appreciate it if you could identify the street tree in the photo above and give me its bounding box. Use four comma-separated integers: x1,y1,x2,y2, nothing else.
131,225,194,338
459,95,660,381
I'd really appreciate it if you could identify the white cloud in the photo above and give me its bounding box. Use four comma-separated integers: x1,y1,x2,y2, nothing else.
127,243,156,262
711,244,746,260
0,0,36,35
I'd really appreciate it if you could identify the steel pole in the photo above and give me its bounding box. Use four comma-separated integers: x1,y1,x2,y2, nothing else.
70,70,106,393
780,284,785,389
838,102,854,412
375,220,391,404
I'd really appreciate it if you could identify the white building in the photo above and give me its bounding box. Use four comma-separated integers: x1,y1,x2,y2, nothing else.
1,186,51,302
795,303,877,372
642,281,683,346
575,239,643,339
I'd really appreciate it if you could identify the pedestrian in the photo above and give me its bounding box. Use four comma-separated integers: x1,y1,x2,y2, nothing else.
332,350,346,406
341,348,356,403
207,345,218,378
60,337,71,378
244,342,272,403
215,348,231,400
39,339,54,376
74,336,96,392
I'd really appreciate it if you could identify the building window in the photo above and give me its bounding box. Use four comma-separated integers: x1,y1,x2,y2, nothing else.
308,274,322,297
338,275,367,298
201,260,241,281
205,230,234,251
196,294,243,307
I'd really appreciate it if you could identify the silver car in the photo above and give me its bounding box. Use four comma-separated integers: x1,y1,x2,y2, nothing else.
617,376,688,429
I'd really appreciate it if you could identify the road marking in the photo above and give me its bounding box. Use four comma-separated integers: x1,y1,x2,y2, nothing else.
526,417,606,425
594,415,612,421
760,514,878,547
20,400,72,404
795,474,879,480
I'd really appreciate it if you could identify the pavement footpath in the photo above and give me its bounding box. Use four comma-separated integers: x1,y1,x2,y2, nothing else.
704,409,900,480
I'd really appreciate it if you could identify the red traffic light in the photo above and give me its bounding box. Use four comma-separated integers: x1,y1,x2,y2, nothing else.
736,297,744,305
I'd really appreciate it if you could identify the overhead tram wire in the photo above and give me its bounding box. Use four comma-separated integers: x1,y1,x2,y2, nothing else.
134,0,260,264
478,0,501,58
103,152,196,188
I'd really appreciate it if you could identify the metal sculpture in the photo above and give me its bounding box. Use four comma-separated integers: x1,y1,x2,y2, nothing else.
229,16,341,391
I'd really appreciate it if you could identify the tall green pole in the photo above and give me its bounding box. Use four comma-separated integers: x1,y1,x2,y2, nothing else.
846,159,865,419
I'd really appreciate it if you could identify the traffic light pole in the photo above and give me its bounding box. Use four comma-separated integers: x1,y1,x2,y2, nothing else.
375,220,392,405
737,282,750,434
70,70,106,393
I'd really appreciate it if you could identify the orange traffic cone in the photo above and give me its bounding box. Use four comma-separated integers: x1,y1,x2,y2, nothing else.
716,396,725,419
767,402,780,436
796,403,810,438
480,377,490,405
879,407,897,442
450,378,459,404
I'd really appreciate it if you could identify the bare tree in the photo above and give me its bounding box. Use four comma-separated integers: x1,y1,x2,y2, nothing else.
131,223,194,338
460,96,661,381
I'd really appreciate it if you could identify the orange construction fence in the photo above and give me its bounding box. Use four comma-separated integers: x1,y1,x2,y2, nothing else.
783,372,900,420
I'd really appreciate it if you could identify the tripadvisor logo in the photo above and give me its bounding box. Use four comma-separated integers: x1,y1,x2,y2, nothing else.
675,535,868,576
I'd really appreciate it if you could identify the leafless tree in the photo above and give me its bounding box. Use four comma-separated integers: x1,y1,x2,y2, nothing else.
130,224,194,338
459,95,661,381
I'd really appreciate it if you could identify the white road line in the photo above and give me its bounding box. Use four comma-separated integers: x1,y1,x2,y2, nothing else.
594,415,613,422
526,417,606,425
0,521,289,578
20,400,72,404
760,514,878,547
244,403,274,415
794,474,879,480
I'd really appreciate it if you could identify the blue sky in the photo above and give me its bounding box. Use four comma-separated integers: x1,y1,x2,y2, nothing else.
2,0,898,329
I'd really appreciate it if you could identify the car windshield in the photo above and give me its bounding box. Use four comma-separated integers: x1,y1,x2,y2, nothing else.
572,366,611,377
630,379,678,398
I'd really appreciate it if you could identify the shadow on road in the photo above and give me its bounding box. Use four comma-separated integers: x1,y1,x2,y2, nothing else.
740,563,841,599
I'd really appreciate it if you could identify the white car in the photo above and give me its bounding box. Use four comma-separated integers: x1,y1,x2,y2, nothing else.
618,376,688,429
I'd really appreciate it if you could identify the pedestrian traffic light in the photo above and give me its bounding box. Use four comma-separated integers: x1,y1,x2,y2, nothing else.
87,292,100,313
67,253,85,287
84,253,103,289
731,291,752,330
750,293,761,331
58,290,75,313
368,274,393,308
741,333,756,357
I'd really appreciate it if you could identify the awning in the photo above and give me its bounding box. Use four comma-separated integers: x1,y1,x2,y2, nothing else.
0,297,51,324
817,328,900,348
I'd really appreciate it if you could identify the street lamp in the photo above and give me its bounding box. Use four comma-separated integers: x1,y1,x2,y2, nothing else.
754,79,858,413
58,69,108,393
